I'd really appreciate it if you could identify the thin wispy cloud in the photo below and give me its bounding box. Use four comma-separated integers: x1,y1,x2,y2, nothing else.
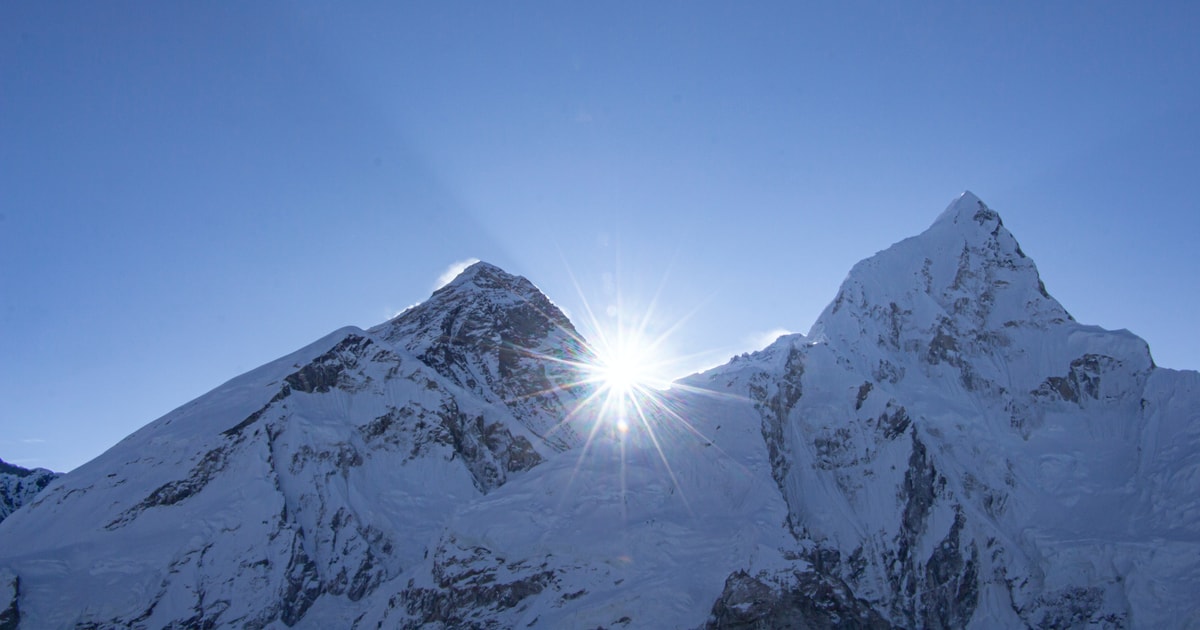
389,303,421,319
751,328,795,350
434,258,480,290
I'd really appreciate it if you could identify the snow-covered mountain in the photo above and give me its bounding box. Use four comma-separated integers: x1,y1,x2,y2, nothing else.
688,193,1200,628
0,262,595,628
1,193,1197,629
0,460,58,525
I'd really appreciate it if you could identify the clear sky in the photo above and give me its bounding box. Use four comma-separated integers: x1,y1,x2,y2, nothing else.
3,2,1198,472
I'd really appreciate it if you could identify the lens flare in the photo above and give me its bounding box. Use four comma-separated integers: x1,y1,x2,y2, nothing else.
507,254,748,520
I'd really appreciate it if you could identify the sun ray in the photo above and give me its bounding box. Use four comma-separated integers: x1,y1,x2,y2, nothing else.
629,390,693,517
532,247,779,519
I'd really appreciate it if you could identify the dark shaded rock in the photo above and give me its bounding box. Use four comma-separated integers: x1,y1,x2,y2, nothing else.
0,460,35,478
1029,586,1126,629
0,459,60,524
396,539,555,629
813,427,855,470
378,263,591,445
888,431,947,620
920,510,979,630
747,344,806,532
280,530,323,626
855,382,873,410
286,334,380,394
0,572,18,630
1032,354,1120,406
704,570,893,630
106,446,230,529
900,434,939,553
875,404,910,441
441,403,543,493
222,388,290,438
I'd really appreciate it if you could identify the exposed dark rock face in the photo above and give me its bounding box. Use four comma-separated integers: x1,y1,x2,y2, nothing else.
0,459,59,525
746,344,806,529
919,511,979,629
280,530,323,626
1026,586,1126,629
394,537,556,629
0,571,18,630
105,445,231,530
373,262,592,449
1033,353,1121,405
441,405,543,492
285,334,381,395
875,404,910,441
705,570,892,630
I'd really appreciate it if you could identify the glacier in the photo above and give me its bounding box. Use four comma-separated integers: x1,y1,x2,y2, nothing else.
0,192,1196,629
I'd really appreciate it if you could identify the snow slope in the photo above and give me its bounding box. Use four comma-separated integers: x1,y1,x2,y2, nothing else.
0,194,1197,629
0,264,593,628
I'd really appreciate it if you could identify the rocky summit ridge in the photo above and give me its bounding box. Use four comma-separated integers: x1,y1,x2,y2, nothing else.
0,193,1197,629
0,460,58,526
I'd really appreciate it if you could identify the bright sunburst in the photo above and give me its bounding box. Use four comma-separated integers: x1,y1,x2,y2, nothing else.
588,333,657,396
593,353,642,397
519,256,744,518
582,328,663,435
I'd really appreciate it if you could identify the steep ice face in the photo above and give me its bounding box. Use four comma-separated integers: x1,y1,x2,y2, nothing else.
371,262,593,449
0,460,59,525
811,191,1079,381
690,193,1195,628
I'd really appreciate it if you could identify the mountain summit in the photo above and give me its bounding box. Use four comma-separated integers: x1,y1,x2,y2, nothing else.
693,194,1178,628
371,261,591,448
1,193,1196,628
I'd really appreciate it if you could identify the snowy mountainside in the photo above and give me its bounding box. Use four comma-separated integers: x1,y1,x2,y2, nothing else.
0,194,1197,628
686,192,1200,628
0,264,594,628
0,460,58,525
354,381,804,629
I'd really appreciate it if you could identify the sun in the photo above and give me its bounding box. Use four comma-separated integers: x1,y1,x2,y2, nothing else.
591,344,652,397
584,339,657,434
534,258,734,515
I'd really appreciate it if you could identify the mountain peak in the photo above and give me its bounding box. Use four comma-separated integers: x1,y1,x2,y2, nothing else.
810,192,1073,363
445,260,511,286
371,261,590,446
2,193,1195,628
432,261,549,305
395,261,570,332
932,190,1002,233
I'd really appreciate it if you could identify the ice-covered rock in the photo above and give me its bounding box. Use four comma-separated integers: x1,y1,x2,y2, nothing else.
0,266,593,628
0,194,1196,628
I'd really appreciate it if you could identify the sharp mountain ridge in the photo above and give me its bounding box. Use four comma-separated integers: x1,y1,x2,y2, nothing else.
0,192,1196,629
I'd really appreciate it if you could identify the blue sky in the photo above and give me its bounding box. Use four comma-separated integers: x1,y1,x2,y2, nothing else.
3,2,1198,472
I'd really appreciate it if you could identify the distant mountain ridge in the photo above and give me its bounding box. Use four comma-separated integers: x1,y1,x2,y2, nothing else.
0,192,1196,629
0,459,58,526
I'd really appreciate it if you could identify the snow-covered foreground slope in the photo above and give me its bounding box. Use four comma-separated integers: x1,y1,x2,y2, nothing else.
0,194,1197,628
